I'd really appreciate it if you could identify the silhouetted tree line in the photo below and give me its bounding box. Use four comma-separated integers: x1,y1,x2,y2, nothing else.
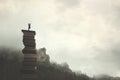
0,48,120,80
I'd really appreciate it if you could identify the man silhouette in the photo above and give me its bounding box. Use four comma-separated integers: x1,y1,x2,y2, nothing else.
28,23,31,31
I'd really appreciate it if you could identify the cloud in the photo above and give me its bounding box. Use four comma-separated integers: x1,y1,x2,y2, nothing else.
56,0,80,8
0,0,120,77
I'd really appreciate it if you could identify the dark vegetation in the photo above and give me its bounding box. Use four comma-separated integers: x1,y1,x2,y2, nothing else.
0,48,120,80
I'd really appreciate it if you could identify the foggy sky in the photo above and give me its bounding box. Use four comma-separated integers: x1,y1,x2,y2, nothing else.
0,0,120,77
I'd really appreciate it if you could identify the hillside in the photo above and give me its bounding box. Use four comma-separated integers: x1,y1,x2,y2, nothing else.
0,48,120,80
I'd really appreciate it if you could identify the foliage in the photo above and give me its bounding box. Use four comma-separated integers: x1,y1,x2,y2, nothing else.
0,48,119,80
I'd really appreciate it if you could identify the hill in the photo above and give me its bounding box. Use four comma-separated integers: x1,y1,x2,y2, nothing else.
0,48,120,80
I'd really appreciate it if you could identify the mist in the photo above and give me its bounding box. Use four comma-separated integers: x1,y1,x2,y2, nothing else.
0,0,120,76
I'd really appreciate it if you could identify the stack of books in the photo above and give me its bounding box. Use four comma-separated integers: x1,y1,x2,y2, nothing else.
21,30,38,80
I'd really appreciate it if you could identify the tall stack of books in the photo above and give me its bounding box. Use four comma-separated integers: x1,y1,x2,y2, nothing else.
21,30,38,80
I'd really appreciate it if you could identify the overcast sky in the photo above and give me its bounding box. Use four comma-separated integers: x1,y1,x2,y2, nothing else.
0,0,120,77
